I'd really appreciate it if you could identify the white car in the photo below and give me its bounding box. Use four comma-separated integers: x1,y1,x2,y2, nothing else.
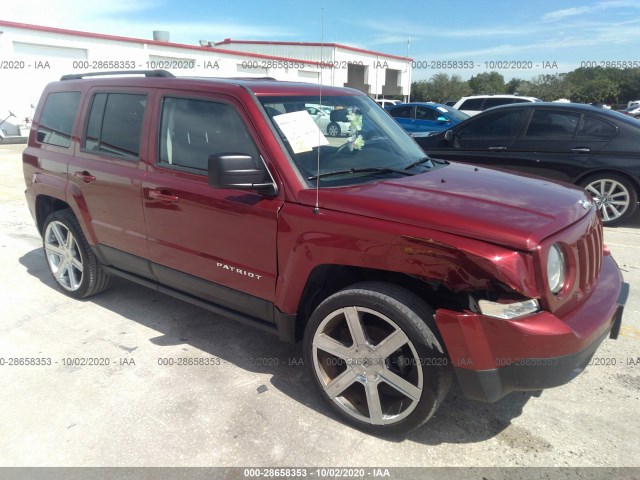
621,104,640,119
453,95,542,116
305,105,353,137
374,99,402,109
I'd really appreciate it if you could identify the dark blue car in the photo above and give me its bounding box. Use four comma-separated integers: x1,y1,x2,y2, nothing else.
386,102,468,134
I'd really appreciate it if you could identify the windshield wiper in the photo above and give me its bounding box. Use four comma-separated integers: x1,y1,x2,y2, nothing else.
403,156,433,170
403,156,447,170
307,167,415,181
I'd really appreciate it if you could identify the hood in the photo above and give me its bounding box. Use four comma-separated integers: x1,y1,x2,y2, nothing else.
297,162,593,251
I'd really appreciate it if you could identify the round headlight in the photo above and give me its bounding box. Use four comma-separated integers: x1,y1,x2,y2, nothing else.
547,244,566,294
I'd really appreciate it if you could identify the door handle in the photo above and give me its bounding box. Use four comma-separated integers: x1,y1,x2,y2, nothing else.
148,189,179,203
488,146,507,151
571,147,590,153
74,171,96,183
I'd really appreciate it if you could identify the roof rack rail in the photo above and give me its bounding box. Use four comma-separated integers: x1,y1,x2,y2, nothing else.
220,76,278,81
60,70,175,81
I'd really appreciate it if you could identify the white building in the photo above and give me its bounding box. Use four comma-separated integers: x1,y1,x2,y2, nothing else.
213,39,411,99
0,20,412,134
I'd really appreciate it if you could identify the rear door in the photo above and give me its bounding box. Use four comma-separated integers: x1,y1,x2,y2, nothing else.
69,88,153,275
142,90,283,321
507,109,611,182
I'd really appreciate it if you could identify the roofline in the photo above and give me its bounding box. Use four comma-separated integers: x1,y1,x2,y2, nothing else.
213,39,412,62
0,20,331,66
459,94,541,99
478,102,618,114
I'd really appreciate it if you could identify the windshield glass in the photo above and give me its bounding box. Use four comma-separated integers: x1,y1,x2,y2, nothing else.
258,94,433,187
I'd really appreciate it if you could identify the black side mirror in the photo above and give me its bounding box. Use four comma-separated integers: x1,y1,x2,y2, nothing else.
208,154,276,195
444,130,455,143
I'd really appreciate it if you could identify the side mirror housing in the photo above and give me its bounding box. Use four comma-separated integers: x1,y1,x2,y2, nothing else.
208,154,276,195
444,130,455,143
436,116,450,122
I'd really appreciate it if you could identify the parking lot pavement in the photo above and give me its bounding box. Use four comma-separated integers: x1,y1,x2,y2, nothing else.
0,143,638,468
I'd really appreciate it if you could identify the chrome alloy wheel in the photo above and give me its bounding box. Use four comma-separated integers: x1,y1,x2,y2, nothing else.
585,178,631,222
312,306,423,426
44,220,84,291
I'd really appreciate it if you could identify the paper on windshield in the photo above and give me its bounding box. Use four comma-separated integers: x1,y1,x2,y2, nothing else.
273,111,329,153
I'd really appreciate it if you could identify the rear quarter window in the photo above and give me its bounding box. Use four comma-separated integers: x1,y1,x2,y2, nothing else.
37,91,81,148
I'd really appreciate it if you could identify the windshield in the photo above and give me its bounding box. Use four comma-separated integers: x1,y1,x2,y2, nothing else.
258,94,433,187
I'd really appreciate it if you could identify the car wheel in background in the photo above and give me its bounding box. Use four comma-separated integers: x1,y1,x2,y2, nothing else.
580,173,638,226
327,122,341,137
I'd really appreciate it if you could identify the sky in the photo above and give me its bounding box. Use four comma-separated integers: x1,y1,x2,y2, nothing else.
4,0,640,81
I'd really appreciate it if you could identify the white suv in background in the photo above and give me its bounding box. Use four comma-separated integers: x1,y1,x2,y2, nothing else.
453,95,541,116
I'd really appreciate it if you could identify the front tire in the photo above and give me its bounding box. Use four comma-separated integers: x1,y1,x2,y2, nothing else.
303,282,452,434
42,209,110,299
580,173,638,226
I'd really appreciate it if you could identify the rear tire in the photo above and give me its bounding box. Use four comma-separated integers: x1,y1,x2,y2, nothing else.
42,209,111,299
303,281,452,435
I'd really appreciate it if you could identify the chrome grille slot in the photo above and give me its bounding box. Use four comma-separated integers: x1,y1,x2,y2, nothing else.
576,237,588,289
576,221,603,293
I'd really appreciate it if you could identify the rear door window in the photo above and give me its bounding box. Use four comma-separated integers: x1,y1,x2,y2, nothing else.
415,107,438,120
576,116,617,139
524,110,580,139
83,93,147,159
37,91,81,148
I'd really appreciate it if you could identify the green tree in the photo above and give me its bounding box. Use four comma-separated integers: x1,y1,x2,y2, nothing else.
410,80,430,102
518,74,570,101
566,68,621,103
410,74,471,103
506,78,526,94
468,71,506,94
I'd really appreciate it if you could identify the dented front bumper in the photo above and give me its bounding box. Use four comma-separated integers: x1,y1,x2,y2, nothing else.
435,254,628,402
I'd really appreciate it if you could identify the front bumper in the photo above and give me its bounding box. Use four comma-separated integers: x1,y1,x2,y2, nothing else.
434,254,628,402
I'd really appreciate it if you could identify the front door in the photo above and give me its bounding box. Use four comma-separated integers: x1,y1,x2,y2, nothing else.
142,91,283,322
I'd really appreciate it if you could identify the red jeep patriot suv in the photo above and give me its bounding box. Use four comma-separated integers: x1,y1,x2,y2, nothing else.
23,71,628,434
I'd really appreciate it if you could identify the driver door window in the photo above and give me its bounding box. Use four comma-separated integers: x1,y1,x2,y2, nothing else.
458,110,525,140
158,97,260,172
415,107,438,121
389,105,413,119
